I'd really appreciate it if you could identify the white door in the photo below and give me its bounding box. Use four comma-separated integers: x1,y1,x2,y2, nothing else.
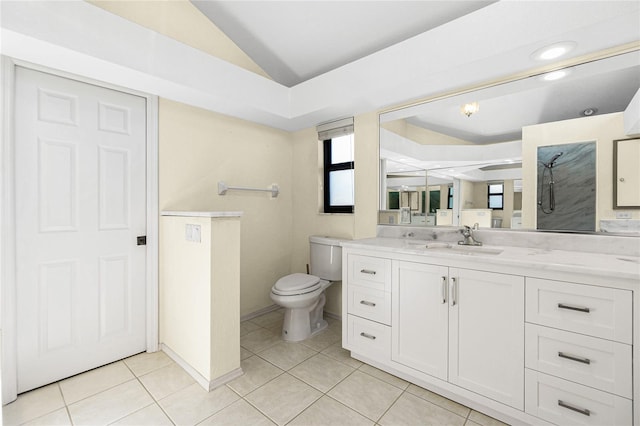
448,268,525,410
391,260,449,380
15,67,147,392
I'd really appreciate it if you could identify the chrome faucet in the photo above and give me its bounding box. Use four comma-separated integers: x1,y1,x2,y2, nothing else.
458,223,482,246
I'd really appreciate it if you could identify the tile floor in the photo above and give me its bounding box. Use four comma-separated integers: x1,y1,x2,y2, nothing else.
3,310,508,426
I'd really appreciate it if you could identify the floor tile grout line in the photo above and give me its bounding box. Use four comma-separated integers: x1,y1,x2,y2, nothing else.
57,382,76,426
242,318,476,425
282,392,323,426
14,383,70,426
404,385,474,419
374,387,407,424
239,352,358,426
124,356,176,425
240,392,284,426
105,401,160,426
60,376,141,410
8,316,500,426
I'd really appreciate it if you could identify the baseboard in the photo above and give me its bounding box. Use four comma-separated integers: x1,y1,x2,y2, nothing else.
161,344,244,392
240,304,280,322
242,305,342,323
207,367,243,391
324,310,342,321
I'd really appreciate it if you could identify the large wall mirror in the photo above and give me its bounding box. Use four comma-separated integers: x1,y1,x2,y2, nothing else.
379,50,640,233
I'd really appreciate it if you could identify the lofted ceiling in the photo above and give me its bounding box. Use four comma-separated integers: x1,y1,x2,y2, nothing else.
191,0,640,154
191,1,496,87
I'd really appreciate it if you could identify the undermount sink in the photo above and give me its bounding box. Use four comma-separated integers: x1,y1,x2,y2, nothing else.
423,242,504,256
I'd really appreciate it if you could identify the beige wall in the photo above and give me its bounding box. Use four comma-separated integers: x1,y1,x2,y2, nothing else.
460,180,515,228
160,215,240,383
290,112,379,316
382,120,471,145
522,112,636,229
87,0,270,79
159,99,294,316
90,0,382,319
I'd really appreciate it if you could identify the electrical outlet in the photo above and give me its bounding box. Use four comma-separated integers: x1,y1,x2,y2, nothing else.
615,211,632,219
185,224,201,242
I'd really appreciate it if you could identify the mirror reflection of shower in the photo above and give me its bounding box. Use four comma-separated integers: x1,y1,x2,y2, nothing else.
537,152,563,214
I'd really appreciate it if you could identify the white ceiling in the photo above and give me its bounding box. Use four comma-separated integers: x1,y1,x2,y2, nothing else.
2,1,639,133
191,1,496,87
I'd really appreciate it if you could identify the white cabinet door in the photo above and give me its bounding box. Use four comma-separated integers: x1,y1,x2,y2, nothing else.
615,137,640,207
448,268,525,410
392,261,449,380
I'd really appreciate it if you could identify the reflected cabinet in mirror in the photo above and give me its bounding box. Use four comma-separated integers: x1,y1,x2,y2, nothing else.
379,50,640,233
614,137,640,209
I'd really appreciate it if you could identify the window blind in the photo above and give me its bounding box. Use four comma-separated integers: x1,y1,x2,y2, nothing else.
316,117,354,140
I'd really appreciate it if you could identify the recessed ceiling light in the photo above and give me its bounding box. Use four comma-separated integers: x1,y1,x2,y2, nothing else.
581,107,598,117
541,69,570,81
531,41,577,61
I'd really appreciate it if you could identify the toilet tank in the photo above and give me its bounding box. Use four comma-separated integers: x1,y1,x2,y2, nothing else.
309,236,346,281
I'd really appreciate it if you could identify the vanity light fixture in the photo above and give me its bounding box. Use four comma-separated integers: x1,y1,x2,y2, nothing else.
461,102,480,117
531,41,576,61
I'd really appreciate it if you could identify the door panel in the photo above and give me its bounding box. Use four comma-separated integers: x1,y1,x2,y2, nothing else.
448,268,525,410
392,260,449,380
15,67,147,392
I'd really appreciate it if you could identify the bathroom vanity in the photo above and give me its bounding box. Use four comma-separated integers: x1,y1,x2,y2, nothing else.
341,229,639,426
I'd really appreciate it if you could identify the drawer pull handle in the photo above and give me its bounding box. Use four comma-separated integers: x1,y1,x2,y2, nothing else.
558,352,591,365
557,303,590,313
360,332,376,340
360,300,376,307
360,269,377,275
558,400,591,417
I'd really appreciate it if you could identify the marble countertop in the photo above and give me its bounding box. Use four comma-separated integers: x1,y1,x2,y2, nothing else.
161,211,243,218
342,237,640,282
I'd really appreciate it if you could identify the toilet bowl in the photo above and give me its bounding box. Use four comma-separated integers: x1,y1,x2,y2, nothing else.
270,236,344,342
270,273,332,341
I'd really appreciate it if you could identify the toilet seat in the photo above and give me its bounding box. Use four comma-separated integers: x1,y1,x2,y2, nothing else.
272,273,321,296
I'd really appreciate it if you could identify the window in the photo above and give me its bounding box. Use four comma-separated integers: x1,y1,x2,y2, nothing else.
318,118,354,213
447,186,454,209
429,190,440,213
323,135,354,213
488,182,504,209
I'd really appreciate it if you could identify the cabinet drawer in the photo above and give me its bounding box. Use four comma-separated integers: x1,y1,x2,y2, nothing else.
348,255,391,291
525,370,632,426
346,315,390,363
525,278,632,344
347,285,391,325
525,324,632,398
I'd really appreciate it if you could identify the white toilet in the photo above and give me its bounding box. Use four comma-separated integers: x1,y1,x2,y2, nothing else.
270,236,344,342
